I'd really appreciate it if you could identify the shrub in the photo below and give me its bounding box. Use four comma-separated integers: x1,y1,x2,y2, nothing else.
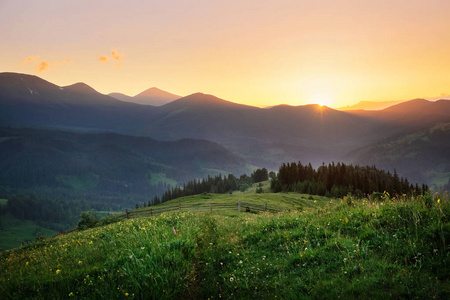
77,210,99,230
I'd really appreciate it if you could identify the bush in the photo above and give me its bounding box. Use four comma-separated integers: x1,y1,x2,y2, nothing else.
239,183,250,192
77,210,99,230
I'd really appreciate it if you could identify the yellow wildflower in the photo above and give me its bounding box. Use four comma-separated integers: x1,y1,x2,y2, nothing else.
56,269,61,274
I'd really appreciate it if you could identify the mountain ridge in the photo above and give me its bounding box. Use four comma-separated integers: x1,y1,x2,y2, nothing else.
1,72,449,187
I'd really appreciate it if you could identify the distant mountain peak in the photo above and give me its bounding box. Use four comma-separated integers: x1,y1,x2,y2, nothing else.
63,82,99,94
134,87,180,99
108,87,181,106
162,92,254,110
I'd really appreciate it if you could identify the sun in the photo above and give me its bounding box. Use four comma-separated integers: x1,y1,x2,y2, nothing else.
310,93,333,107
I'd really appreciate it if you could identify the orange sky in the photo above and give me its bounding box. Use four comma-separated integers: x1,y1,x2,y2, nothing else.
1,0,449,108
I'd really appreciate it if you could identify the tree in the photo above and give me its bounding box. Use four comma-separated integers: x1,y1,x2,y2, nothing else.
252,168,268,183
77,210,98,230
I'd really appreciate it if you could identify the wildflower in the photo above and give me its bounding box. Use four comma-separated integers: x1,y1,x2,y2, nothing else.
230,277,234,282
125,292,129,296
56,269,61,274
438,199,441,204
69,292,74,297
314,200,317,203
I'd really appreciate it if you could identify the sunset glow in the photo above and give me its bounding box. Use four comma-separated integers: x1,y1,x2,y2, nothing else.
1,0,449,108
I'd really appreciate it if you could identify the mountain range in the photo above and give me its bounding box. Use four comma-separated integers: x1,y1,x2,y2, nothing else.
1,72,449,192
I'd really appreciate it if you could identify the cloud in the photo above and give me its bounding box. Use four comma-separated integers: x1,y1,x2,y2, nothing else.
52,59,73,67
22,55,40,65
98,49,124,67
34,61,49,72
111,50,123,61
24,56,72,72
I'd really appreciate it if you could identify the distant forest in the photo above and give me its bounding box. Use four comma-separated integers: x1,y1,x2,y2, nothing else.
271,161,428,198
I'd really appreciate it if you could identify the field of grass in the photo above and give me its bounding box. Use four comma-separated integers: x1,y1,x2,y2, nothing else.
0,213,57,250
148,181,330,213
1,191,449,299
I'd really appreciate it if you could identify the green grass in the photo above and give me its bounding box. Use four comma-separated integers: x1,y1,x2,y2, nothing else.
149,181,329,213
1,192,450,299
0,199,7,207
0,213,57,250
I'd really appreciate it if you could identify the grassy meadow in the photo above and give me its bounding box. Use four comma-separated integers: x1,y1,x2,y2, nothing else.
0,213,57,251
1,190,449,299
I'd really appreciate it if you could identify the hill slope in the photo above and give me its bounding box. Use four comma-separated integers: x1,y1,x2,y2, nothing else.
1,193,448,298
346,123,450,189
0,128,252,205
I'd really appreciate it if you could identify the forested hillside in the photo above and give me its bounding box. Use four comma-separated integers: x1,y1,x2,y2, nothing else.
346,123,450,191
0,127,252,212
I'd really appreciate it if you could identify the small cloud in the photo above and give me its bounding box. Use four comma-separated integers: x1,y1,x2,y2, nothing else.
111,50,123,61
22,55,40,65
34,61,49,72
52,59,72,67
98,49,124,67
26,57,72,72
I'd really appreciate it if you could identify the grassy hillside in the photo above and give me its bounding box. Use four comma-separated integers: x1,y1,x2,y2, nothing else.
1,191,449,299
0,213,57,250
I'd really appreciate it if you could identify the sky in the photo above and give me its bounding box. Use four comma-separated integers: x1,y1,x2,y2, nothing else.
1,0,450,108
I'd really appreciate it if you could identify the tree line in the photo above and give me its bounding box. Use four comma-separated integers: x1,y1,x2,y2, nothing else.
271,161,428,198
144,168,269,207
